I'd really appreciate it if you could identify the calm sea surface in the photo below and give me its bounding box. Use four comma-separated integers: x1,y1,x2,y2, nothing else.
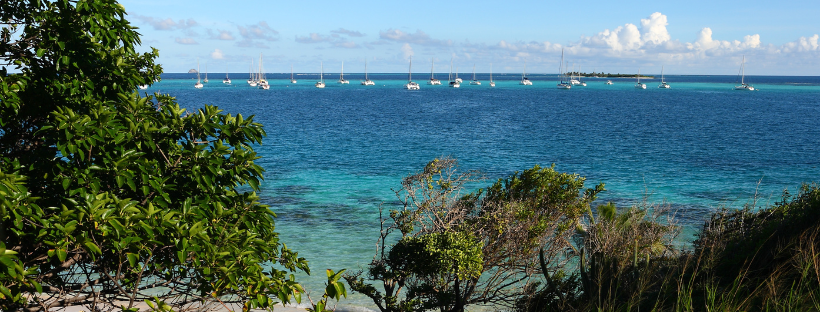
153,73,820,309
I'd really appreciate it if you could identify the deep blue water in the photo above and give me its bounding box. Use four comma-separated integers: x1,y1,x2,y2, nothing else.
150,73,820,308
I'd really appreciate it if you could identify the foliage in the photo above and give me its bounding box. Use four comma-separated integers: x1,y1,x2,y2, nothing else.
306,269,347,312
346,158,604,312
1,1,309,311
515,184,820,311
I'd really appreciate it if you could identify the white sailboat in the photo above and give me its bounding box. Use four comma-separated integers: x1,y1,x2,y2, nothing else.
557,50,570,89
734,56,755,91
223,66,231,84
427,58,441,85
138,84,148,90
569,65,581,85
520,63,532,85
489,63,495,87
258,54,269,90
290,64,297,84
203,65,209,83
194,59,204,89
361,59,375,86
315,62,325,88
658,66,670,88
404,57,420,90
448,58,460,88
606,80,613,85
470,64,481,85
338,61,349,84
455,66,462,84
577,65,587,86
248,58,257,87
635,69,646,89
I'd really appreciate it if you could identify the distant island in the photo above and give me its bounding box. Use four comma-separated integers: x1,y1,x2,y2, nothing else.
188,68,198,74
567,72,655,79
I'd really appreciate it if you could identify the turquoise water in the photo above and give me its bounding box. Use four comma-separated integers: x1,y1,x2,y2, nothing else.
150,73,820,309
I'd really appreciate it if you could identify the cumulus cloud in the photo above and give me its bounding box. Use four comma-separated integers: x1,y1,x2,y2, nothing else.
295,31,359,48
210,49,224,59
781,34,819,53
133,15,197,31
174,37,197,45
379,29,452,46
208,29,235,41
295,33,332,43
331,28,365,37
401,43,414,60
640,12,671,45
237,22,279,41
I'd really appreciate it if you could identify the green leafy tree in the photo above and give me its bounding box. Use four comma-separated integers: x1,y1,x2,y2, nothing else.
346,158,604,312
1,1,308,311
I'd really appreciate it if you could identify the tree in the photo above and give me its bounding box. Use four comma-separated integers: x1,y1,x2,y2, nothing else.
1,1,308,311
345,157,604,312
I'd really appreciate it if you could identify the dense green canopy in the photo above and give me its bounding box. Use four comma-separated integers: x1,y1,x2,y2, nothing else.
0,1,307,311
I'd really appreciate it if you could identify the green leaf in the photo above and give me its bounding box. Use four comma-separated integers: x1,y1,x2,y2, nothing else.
126,253,138,267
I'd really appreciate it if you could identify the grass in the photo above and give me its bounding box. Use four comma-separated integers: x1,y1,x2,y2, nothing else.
517,183,820,312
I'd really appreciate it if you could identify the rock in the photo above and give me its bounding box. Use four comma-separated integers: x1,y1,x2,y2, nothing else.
188,69,198,74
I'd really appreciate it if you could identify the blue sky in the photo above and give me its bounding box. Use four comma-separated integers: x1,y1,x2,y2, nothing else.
121,0,820,75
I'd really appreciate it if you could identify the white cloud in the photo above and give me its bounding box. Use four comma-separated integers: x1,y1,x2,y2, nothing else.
237,22,279,41
210,49,224,59
295,32,359,48
134,15,197,31
208,29,235,41
295,33,332,43
781,34,819,53
331,28,365,37
401,43,414,60
379,29,452,47
174,37,197,45
641,12,671,45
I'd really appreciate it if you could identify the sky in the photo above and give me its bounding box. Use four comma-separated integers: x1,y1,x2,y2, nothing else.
120,0,820,75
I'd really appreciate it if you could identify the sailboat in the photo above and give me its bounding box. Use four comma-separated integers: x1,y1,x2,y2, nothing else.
290,64,297,84
338,61,349,84
635,69,646,89
658,66,670,88
557,50,571,89
361,59,375,86
404,57,420,90
489,63,495,87
427,58,441,85
315,62,325,88
569,65,580,85
606,80,613,85
577,65,587,86
734,56,755,91
520,63,532,85
258,54,269,90
448,58,460,88
455,66,462,84
222,66,231,84
203,65,209,83
194,59,204,89
469,64,481,85
248,58,257,87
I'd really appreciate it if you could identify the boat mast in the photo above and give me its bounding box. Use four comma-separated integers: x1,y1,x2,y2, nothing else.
431,58,435,79
741,56,745,85
472,64,476,80
341,61,345,80
320,61,324,82
408,57,412,82
365,60,368,80
490,63,493,82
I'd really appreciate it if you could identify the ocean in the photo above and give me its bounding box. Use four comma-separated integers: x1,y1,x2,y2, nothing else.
151,72,820,310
